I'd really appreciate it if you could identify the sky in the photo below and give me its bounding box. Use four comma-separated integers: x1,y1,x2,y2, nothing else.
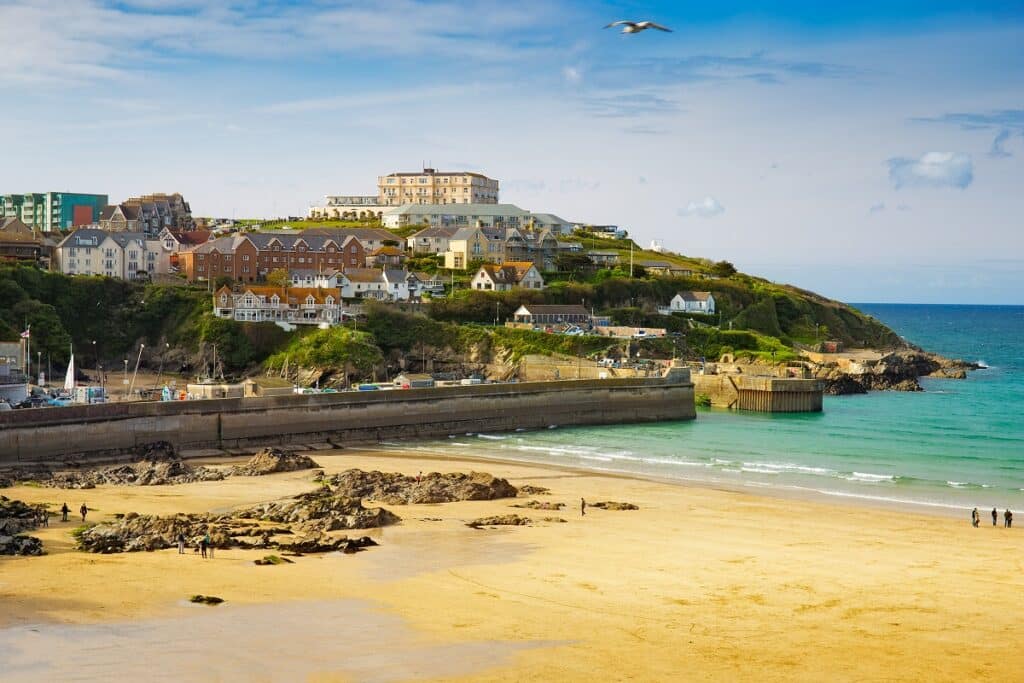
1,0,1023,304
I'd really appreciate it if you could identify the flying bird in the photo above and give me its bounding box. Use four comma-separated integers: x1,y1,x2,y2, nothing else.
604,20,673,34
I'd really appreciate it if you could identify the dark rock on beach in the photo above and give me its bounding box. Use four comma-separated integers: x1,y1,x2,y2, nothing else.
589,501,639,510
236,488,400,532
0,495,46,556
512,500,565,510
0,534,44,556
42,460,226,489
231,448,321,476
190,595,224,605
327,469,518,505
76,488,398,555
466,514,532,528
516,485,551,496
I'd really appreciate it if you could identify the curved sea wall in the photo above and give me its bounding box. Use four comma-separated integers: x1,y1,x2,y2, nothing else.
0,370,694,466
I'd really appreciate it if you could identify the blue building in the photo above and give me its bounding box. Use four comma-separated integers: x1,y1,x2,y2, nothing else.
0,192,109,232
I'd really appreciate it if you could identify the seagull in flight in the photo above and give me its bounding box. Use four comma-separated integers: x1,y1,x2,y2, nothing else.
604,20,673,34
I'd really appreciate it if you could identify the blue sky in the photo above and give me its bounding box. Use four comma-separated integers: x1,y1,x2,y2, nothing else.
2,0,1023,303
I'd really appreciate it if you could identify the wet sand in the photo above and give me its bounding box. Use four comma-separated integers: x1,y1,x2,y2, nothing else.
2,449,1023,681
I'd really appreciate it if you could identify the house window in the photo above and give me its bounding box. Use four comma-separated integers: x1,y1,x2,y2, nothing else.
242,255,250,261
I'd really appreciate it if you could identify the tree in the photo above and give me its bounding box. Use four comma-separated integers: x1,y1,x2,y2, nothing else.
214,275,234,291
266,268,289,288
11,300,72,364
711,260,737,278
554,253,593,278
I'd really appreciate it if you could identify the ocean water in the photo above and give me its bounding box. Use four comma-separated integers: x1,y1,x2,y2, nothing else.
410,304,1024,514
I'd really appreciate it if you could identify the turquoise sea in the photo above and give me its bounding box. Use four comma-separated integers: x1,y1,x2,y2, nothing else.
408,304,1024,514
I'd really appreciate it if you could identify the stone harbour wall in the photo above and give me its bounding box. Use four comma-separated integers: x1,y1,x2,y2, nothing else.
0,370,694,467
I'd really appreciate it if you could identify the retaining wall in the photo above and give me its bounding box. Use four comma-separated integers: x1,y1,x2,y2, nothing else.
0,370,694,467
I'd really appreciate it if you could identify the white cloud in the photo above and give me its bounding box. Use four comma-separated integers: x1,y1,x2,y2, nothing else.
887,152,973,189
869,202,886,213
562,66,582,84
679,197,725,218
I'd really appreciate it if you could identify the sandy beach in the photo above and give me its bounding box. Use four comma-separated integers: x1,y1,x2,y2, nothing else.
2,448,1023,681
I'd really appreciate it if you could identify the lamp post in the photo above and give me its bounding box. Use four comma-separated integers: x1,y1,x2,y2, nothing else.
123,359,129,400
36,351,41,385
91,340,97,384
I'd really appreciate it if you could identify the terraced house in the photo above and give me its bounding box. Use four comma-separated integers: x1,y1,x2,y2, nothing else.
180,232,367,283
213,285,344,325
55,228,169,280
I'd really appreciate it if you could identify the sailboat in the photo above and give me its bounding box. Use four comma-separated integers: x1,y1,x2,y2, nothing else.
64,351,75,392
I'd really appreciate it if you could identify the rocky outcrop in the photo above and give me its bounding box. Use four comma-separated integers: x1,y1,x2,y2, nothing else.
0,534,43,556
326,469,518,505
0,495,45,556
516,485,551,496
231,448,321,476
512,500,564,510
589,501,639,510
75,489,397,554
42,460,226,489
466,514,531,528
0,496,45,535
813,350,980,395
236,488,400,533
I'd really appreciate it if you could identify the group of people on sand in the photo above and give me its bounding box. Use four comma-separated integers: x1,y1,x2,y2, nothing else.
176,532,215,559
48,502,89,524
972,507,1012,528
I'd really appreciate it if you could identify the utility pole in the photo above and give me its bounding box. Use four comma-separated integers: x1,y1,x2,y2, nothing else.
629,242,634,278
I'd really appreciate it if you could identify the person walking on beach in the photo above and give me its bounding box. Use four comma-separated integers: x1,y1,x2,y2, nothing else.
992,507,998,526
971,508,980,528
60,503,70,522
177,533,186,555
204,533,213,559
80,503,88,522
199,536,208,559
581,498,586,517
1005,509,1013,529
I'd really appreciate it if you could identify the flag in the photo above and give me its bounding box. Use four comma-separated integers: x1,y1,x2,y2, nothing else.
64,353,75,392
20,328,30,339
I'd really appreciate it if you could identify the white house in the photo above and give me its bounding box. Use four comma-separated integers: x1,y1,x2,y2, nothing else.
289,268,348,289
381,269,417,300
471,261,545,291
56,228,170,280
658,291,716,315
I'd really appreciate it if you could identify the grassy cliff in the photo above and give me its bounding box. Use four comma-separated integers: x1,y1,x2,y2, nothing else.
0,235,900,380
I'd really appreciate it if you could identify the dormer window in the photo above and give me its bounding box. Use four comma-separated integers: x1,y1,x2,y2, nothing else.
271,295,280,305
305,295,315,305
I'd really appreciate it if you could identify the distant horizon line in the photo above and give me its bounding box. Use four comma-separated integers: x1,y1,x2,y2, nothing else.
851,302,1024,307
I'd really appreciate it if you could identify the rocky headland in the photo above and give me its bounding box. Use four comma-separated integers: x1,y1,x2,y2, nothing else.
809,349,981,395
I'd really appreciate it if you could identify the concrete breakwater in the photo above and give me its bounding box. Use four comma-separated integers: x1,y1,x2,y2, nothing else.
0,368,694,466
692,374,824,412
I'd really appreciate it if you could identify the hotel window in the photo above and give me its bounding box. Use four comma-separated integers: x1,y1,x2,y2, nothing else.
242,255,250,261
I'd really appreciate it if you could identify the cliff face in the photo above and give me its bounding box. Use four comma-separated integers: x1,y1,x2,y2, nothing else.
810,350,979,395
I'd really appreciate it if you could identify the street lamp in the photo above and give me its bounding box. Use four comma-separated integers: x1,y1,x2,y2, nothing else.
91,340,97,384
123,359,129,400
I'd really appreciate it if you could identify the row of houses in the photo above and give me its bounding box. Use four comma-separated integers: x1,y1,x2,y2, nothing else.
99,192,193,236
